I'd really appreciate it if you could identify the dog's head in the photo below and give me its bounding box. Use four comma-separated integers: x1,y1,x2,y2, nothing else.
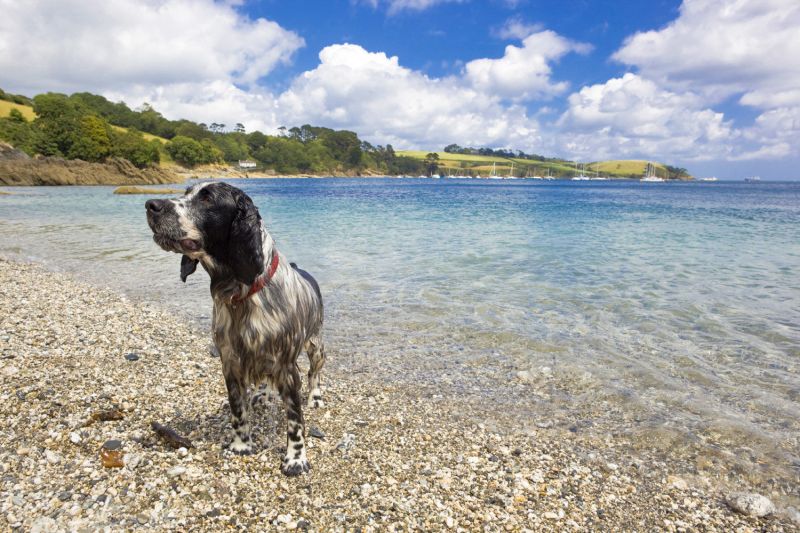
145,182,265,285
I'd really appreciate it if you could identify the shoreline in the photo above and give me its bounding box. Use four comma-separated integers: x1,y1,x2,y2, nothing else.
0,258,793,530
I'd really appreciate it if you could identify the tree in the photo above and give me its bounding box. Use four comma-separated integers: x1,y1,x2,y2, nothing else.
165,135,206,167
68,115,112,161
111,129,160,167
424,152,440,176
234,123,245,133
8,108,26,123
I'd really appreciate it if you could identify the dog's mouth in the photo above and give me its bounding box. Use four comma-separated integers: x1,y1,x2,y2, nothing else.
153,234,201,253
180,239,201,251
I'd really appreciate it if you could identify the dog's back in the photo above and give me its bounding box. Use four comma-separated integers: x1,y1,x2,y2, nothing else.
290,262,322,304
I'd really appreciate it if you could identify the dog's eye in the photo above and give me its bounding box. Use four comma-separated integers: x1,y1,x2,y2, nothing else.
199,189,212,203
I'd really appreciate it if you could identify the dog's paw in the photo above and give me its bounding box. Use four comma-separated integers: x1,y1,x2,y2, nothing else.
228,439,254,455
281,456,311,476
308,393,324,408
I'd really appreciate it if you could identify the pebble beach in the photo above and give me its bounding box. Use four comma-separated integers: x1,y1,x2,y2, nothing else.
0,258,795,531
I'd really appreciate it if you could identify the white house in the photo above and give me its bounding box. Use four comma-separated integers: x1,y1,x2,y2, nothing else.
238,160,257,169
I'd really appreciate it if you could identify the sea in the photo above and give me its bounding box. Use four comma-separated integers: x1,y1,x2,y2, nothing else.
1,178,798,505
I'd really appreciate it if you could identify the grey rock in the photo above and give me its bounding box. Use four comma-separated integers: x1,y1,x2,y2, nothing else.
336,433,355,452
726,492,776,517
124,352,140,361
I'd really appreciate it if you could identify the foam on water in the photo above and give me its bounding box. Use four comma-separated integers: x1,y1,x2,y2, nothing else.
2,178,799,503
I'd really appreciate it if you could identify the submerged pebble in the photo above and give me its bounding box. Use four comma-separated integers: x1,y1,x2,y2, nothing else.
726,492,776,517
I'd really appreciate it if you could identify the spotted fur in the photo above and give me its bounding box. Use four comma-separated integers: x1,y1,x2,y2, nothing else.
145,182,325,476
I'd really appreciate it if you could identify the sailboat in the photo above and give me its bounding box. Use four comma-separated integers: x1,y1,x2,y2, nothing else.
507,162,519,179
589,164,607,180
571,162,591,180
488,162,503,180
640,161,664,182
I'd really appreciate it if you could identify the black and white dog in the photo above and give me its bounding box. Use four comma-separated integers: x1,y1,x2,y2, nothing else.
145,182,325,476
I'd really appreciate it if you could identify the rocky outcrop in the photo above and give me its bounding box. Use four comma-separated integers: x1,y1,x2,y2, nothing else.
0,144,183,186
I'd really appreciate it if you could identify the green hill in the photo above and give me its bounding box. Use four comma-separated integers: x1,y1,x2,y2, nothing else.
397,151,686,179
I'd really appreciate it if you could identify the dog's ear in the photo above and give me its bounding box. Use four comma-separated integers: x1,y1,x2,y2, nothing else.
180,255,199,282
229,189,264,286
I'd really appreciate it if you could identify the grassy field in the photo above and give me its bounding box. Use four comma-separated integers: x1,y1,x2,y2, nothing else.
588,159,668,177
0,100,36,121
398,150,676,178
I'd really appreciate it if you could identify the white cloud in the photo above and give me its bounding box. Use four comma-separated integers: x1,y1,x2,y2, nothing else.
558,73,737,161
276,44,541,151
613,0,800,109
494,16,542,40
464,31,590,100
609,0,800,165
0,0,304,95
355,0,466,15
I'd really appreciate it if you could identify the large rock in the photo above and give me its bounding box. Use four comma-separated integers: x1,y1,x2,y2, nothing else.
726,492,776,517
0,153,183,186
0,141,30,161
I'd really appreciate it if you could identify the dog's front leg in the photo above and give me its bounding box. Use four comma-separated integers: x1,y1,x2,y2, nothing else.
279,365,310,476
223,364,253,455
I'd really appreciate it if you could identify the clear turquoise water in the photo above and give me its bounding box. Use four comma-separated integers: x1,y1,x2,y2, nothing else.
2,178,799,500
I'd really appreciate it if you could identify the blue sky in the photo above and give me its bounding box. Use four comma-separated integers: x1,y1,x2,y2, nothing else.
0,0,798,179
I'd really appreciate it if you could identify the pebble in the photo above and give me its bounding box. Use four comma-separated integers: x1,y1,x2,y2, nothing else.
69,432,81,444
45,450,60,464
726,492,776,517
125,352,140,361
168,466,187,477
336,433,355,452
177,446,189,458
667,475,688,490
102,439,123,451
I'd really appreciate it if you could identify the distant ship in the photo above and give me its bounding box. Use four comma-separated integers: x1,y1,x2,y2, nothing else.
744,176,761,182
700,176,718,182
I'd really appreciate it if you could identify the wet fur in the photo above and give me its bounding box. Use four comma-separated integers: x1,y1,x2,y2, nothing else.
146,182,325,476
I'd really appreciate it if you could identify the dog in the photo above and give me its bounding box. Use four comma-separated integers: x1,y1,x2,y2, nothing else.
145,182,325,476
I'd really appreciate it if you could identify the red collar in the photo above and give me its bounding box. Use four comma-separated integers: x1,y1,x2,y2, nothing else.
231,249,280,304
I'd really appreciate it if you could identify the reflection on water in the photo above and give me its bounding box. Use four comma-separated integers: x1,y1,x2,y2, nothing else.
2,178,799,504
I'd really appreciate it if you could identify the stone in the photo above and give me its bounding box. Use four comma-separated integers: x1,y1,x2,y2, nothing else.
125,352,140,361
168,466,187,477
726,492,775,517
667,476,688,490
69,432,81,444
336,433,355,452
102,439,123,451
45,450,60,464
309,426,326,439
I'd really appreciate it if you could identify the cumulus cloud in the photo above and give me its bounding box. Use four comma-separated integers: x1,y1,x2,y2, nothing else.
0,0,304,95
609,0,800,164
558,73,737,161
613,0,800,108
276,44,541,151
464,31,590,100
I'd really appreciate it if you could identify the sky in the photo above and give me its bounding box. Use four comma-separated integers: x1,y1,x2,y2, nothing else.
1,0,799,179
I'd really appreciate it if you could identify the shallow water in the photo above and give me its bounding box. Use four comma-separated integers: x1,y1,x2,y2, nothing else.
2,178,799,503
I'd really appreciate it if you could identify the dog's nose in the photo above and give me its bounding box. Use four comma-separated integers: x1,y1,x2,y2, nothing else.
146,199,165,213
